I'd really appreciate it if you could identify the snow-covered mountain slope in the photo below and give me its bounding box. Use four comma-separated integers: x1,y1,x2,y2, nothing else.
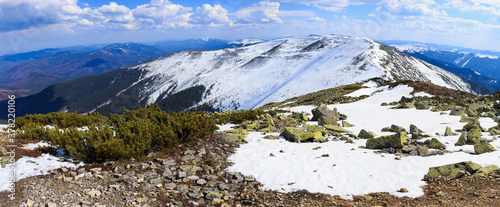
2,35,483,116
386,41,500,82
131,35,476,111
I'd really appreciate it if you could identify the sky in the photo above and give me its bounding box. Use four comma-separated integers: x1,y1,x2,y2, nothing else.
0,0,499,55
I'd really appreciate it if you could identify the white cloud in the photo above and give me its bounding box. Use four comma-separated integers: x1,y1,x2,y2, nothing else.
443,0,500,16
305,16,326,22
132,0,191,24
274,0,383,12
233,1,283,24
77,19,93,26
189,4,231,25
377,0,446,17
96,2,134,24
0,0,83,32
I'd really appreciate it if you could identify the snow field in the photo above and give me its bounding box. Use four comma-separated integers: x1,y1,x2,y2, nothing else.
226,84,500,199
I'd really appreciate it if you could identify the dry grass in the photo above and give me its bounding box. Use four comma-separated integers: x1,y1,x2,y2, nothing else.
409,81,476,98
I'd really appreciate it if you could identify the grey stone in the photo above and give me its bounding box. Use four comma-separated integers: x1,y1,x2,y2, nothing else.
196,179,207,185
149,177,162,184
176,184,189,194
165,183,176,190
177,171,187,179
140,184,151,192
218,184,229,191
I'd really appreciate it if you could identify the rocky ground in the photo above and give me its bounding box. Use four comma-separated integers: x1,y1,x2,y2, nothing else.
1,131,500,207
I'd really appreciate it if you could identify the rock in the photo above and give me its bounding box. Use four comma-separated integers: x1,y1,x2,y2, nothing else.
176,184,189,194
424,161,482,180
318,116,338,126
291,112,309,121
428,138,444,149
225,134,246,142
409,124,423,134
474,141,496,154
280,127,325,142
358,129,375,139
311,105,338,121
26,200,34,207
415,101,429,110
449,107,465,116
196,179,207,185
177,171,187,179
397,188,408,193
218,183,229,191
87,190,101,197
46,203,57,207
150,177,162,184
342,120,355,127
304,125,329,135
435,191,444,196
390,124,406,132
165,183,176,190
212,198,224,205
140,184,151,192
467,128,484,144
489,127,500,135
417,146,429,156
463,120,482,132
323,125,351,133
455,133,467,146
263,135,280,140
475,165,500,177
365,132,408,149
89,168,102,174
444,127,455,136
205,191,223,200
0,146,7,156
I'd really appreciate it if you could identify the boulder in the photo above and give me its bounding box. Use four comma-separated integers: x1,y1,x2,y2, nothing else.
428,138,444,149
342,120,355,127
225,134,246,142
318,116,338,126
467,128,484,144
381,124,405,133
365,132,408,149
444,127,455,136
280,127,325,142
417,146,429,156
474,141,496,154
415,101,430,110
424,161,482,181
358,129,376,139
311,105,338,122
242,120,259,130
475,165,500,177
410,124,423,134
291,112,309,121
227,128,249,135
463,120,482,132
304,125,329,135
488,127,500,135
455,133,467,146
449,106,465,116
323,125,351,133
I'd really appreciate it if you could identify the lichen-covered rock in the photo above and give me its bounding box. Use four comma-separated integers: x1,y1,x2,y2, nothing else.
475,165,500,177
410,124,423,134
263,135,280,140
311,105,338,121
242,120,259,130
467,128,483,144
291,112,309,121
415,101,430,110
459,115,471,123
280,127,325,142
417,146,429,156
424,161,482,181
305,125,329,135
225,134,246,142
324,125,351,133
342,120,355,127
474,141,496,154
463,120,482,132
428,138,444,149
358,129,376,139
318,116,338,126
365,132,408,149
227,128,249,135
455,133,467,146
381,124,405,133
488,127,500,135
444,126,455,136
449,107,465,116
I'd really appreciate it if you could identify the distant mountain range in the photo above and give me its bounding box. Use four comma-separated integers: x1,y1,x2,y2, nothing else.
2,35,487,117
383,40,500,92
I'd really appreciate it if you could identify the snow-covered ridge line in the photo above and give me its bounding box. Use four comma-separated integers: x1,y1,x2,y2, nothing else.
113,34,476,112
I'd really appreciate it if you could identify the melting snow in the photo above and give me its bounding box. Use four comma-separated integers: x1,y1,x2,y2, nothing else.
227,85,500,199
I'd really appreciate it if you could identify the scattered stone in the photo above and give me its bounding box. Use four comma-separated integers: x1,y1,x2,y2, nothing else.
474,141,496,154
358,129,375,139
397,188,408,193
428,138,444,149
196,179,207,185
366,132,408,149
444,127,455,136
424,161,482,180
342,120,355,127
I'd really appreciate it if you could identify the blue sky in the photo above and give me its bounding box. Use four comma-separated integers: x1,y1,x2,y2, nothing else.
0,0,499,55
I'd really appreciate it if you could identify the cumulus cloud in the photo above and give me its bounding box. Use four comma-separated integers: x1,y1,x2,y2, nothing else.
443,0,500,15
97,2,134,24
274,0,383,12
132,0,191,24
189,4,231,25
377,0,446,17
233,1,283,24
0,0,82,32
